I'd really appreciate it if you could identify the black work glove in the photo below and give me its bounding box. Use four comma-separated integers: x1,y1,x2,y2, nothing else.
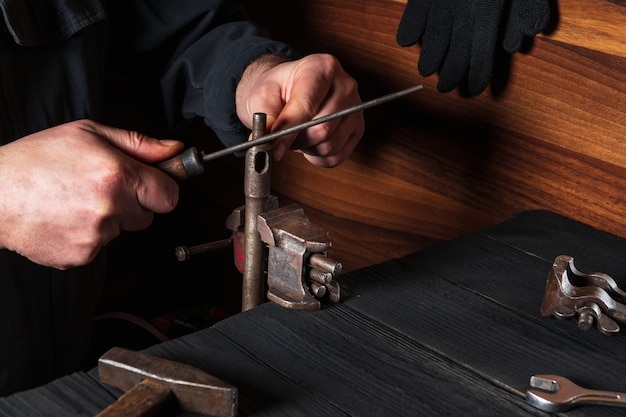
396,0,549,95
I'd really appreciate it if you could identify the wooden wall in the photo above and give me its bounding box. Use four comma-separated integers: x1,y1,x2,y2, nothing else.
237,0,626,273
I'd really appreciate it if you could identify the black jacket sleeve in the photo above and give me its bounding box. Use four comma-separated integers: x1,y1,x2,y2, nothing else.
106,0,299,147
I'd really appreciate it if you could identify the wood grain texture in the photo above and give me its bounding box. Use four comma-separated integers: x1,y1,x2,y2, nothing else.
137,212,626,416
7,211,626,416
241,0,626,273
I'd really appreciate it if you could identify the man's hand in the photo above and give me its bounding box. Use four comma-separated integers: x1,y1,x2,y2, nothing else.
0,120,183,269
236,53,365,167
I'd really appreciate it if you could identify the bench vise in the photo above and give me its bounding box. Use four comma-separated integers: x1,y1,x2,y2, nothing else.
176,113,342,312
226,202,341,311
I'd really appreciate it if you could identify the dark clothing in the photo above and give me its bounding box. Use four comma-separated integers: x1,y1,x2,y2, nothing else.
0,0,296,395
0,0,296,144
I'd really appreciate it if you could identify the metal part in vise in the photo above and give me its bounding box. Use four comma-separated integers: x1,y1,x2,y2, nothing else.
241,113,272,312
541,255,626,335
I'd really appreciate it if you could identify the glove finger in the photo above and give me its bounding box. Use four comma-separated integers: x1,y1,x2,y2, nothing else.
437,17,472,92
418,6,453,77
502,21,524,53
396,0,430,47
467,1,505,95
467,45,495,96
518,0,550,35
502,0,550,53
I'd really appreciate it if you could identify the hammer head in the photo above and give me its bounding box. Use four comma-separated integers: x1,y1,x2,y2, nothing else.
98,347,237,417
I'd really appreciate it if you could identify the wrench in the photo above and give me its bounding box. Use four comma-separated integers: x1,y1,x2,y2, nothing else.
526,374,626,412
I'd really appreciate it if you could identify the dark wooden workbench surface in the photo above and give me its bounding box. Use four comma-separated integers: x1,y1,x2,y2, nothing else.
3,210,626,416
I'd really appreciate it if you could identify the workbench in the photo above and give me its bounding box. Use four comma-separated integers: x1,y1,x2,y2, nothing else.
3,210,626,416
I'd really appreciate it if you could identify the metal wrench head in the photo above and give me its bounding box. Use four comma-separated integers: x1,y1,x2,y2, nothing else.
526,374,626,412
526,375,574,412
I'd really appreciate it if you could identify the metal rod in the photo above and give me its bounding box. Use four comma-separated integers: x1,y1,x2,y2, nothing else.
241,113,272,312
308,268,333,285
174,238,233,262
309,253,342,277
202,84,423,163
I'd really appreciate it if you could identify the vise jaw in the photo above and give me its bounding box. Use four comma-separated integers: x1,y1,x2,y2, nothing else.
257,203,341,310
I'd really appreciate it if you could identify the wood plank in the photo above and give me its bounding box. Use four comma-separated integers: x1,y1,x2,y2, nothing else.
150,210,626,417
481,210,626,277
207,304,537,416
335,211,626,416
0,373,112,417
247,0,626,165
240,0,626,274
274,151,496,240
273,111,626,270
336,259,625,417
6,211,626,416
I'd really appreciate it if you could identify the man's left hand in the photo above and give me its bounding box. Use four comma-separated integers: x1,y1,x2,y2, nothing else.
236,53,364,167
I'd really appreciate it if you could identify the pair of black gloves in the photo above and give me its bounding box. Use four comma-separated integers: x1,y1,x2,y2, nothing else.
397,0,551,95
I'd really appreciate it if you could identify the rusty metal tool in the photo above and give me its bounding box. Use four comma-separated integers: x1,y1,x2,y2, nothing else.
174,238,232,262
242,113,272,311
96,347,237,417
540,255,626,335
526,374,626,412
157,84,424,180
257,203,342,310
221,201,340,311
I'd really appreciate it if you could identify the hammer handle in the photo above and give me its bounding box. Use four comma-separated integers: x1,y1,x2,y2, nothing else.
96,379,173,417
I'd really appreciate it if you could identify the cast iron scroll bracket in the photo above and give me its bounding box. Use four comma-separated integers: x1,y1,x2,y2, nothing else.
540,255,626,335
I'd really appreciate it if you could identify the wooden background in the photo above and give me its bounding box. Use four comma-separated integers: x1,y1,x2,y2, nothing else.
232,0,626,273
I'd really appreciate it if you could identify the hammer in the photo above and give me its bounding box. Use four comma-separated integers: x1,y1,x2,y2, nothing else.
96,347,237,417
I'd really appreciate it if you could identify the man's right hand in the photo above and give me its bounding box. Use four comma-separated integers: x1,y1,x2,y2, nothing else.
0,120,183,269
